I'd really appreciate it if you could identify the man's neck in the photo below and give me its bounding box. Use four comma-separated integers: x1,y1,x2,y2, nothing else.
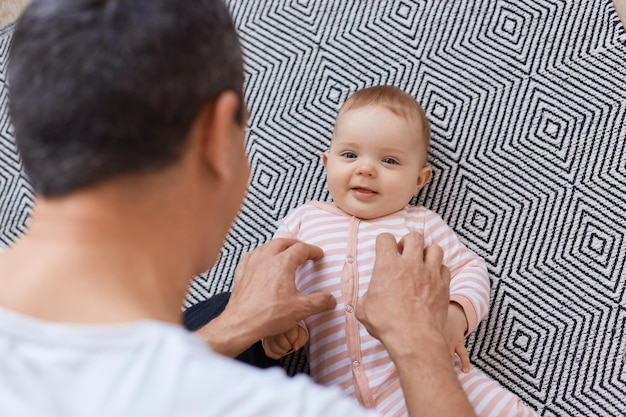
0,182,206,325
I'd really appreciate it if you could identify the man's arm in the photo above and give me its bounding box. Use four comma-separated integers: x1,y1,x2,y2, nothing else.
196,238,336,358
356,232,476,417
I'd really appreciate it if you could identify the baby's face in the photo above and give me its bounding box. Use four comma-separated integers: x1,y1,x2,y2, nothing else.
323,104,430,220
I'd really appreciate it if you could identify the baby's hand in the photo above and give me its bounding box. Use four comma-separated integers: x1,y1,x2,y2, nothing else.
262,321,309,360
444,302,470,373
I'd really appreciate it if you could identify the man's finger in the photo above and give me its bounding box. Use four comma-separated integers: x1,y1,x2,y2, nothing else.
440,265,451,287
423,243,444,269
397,231,425,257
375,233,400,257
260,238,301,255
295,291,337,320
233,252,251,283
282,241,324,270
266,238,321,259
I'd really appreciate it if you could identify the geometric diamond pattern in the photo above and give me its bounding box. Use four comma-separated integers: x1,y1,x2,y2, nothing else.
0,23,32,250
2,1,626,415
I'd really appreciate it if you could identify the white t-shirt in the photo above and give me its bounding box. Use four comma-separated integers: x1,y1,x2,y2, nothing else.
0,306,379,417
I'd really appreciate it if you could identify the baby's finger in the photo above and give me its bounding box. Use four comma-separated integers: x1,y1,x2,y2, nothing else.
292,326,309,351
284,326,300,345
262,337,286,359
273,333,294,354
456,344,471,373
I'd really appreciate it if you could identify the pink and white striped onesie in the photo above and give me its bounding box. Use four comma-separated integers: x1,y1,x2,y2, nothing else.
274,201,537,417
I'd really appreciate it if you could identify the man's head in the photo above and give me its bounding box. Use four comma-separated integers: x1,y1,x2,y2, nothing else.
8,0,245,197
323,86,432,220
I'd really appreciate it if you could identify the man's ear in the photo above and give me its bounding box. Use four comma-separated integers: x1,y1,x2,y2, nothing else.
416,166,432,190
322,151,329,168
192,91,243,181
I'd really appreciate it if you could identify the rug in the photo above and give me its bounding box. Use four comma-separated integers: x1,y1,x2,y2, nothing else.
1,1,625,415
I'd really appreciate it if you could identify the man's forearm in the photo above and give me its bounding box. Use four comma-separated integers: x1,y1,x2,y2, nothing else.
195,312,258,358
385,328,476,417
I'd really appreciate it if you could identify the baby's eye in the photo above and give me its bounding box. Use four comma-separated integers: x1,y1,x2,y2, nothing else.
382,157,398,165
342,152,357,159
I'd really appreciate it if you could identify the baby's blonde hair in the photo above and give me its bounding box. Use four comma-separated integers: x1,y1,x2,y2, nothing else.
335,85,430,163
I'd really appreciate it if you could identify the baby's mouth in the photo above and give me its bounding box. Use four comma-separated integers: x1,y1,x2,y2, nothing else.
352,186,376,193
351,186,378,199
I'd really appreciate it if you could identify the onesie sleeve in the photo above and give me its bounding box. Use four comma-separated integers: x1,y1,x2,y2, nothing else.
422,210,490,335
273,205,306,240
274,221,295,239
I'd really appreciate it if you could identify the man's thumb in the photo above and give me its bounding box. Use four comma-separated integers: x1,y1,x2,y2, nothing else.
299,292,336,318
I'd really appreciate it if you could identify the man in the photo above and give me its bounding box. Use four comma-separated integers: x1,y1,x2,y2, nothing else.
0,0,475,416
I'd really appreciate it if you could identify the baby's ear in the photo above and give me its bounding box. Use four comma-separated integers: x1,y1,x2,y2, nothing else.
416,166,432,189
322,151,329,168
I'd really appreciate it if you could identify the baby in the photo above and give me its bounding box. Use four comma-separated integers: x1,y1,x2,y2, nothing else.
263,86,537,417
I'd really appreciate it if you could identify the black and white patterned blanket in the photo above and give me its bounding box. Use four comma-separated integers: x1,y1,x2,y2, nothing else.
1,1,625,415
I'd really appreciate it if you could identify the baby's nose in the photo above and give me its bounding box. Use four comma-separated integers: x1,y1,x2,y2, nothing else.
356,161,376,177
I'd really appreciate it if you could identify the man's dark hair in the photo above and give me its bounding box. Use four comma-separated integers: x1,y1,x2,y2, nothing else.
8,0,244,196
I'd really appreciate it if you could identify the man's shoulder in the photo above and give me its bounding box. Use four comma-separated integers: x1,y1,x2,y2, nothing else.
0,311,375,417
143,332,378,417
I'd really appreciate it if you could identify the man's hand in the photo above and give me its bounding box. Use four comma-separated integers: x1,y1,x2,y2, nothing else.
355,231,476,417
445,302,470,373
197,238,336,357
356,232,450,348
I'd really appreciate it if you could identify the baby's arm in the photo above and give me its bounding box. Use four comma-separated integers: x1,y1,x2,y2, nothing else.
423,211,490,369
262,215,311,359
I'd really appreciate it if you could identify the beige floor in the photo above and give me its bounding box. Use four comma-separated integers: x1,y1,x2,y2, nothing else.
0,0,30,28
